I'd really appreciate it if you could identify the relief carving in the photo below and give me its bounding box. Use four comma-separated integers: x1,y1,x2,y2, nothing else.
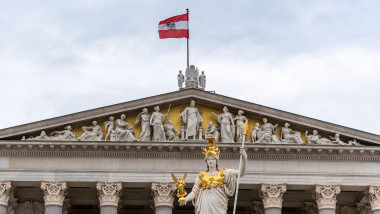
41,181,67,206
366,185,380,211
0,181,12,206
151,182,177,207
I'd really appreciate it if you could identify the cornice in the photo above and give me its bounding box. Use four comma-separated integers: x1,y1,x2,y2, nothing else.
1,140,380,161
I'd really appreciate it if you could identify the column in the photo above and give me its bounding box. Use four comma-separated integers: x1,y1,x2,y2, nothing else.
151,182,177,214
357,203,371,214
252,201,264,214
97,182,122,214
0,181,12,214
313,185,340,214
62,199,71,214
367,186,380,214
259,184,286,214
41,181,67,214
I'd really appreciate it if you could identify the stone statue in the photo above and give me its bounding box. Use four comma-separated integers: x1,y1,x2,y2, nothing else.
179,100,204,140
78,121,104,141
164,120,180,141
50,126,77,141
305,130,333,145
280,123,305,144
185,65,199,88
211,107,235,143
178,70,185,88
113,114,136,141
234,110,248,143
347,139,363,146
179,140,247,214
25,131,50,140
330,134,347,145
255,118,281,144
205,121,220,142
198,71,206,89
134,108,151,141
150,106,169,141
103,116,115,141
251,123,260,143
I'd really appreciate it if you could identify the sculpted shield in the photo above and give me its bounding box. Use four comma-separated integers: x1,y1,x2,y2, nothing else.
185,65,199,88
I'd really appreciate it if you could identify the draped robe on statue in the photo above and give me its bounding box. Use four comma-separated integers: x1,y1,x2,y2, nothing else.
191,169,238,214
180,107,203,138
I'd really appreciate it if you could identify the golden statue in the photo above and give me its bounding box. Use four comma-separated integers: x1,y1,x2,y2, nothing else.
171,172,188,203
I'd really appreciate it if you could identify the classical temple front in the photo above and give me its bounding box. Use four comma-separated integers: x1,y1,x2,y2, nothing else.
0,65,380,214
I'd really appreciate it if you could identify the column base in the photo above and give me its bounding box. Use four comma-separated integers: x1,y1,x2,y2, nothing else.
100,205,117,214
45,205,62,214
319,208,335,214
156,205,172,214
265,207,281,214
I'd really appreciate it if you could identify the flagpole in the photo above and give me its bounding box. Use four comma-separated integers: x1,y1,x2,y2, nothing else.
186,8,189,68
232,131,247,214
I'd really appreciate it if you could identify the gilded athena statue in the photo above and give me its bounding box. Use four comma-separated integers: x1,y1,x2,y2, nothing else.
179,139,247,213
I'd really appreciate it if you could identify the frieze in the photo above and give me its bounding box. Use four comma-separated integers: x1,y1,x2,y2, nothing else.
0,141,380,161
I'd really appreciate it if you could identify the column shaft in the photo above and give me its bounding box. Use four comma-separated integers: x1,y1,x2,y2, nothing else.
373,210,380,214
0,205,6,214
265,207,281,214
45,205,62,214
319,208,335,214
100,205,117,214
156,205,173,214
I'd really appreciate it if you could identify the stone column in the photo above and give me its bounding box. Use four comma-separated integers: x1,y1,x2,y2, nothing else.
366,186,380,214
97,182,122,214
0,181,12,214
41,181,67,214
151,182,177,214
303,202,318,214
313,185,340,214
259,184,286,214
357,203,371,214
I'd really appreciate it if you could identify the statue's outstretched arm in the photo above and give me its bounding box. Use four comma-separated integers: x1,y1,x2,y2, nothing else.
239,147,247,177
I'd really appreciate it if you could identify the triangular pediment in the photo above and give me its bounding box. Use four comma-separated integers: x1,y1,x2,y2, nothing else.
0,89,379,146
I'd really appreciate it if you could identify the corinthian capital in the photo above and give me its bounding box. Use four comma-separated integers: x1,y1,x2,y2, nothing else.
366,185,380,211
96,182,122,207
151,182,177,207
259,184,287,209
0,181,12,206
41,181,67,206
313,185,340,209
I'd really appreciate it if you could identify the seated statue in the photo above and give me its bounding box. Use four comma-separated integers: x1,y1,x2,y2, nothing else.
280,123,305,144
164,120,180,141
256,118,281,144
205,121,220,142
50,126,77,141
78,121,104,141
113,114,136,141
305,130,333,145
330,134,347,146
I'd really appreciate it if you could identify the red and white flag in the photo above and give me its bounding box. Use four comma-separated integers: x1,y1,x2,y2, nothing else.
158,13,189,39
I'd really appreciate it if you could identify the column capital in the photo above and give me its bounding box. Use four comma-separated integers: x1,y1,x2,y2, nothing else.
96,181,122,207
41,181,67,206
313,185,340,210
303,202,318,214
366,185,380,211
0,181,12,206
259,184,286,209
356,203,371,214
151,182,177,207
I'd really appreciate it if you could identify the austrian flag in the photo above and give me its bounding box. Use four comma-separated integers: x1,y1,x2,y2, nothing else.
158,13,189,39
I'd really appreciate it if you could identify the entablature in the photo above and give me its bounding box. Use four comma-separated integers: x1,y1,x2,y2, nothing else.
1,140,380,161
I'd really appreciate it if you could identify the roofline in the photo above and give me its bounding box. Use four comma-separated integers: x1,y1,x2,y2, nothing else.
0,89,379,144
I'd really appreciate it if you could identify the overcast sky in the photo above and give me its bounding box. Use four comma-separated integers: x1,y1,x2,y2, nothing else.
0,0,379,135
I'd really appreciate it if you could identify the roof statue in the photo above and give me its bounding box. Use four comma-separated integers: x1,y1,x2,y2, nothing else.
180,65,206,90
